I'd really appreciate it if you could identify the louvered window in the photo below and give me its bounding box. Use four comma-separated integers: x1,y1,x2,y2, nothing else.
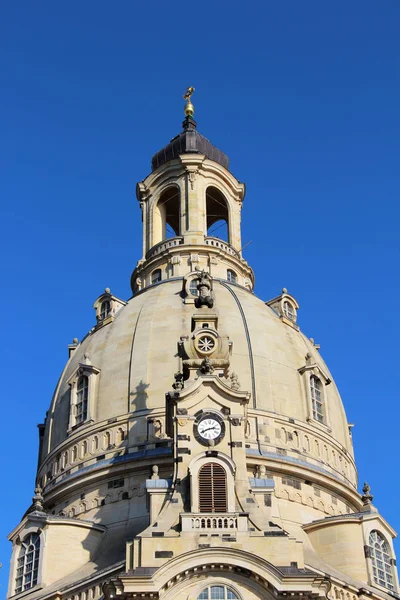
199,463,227,513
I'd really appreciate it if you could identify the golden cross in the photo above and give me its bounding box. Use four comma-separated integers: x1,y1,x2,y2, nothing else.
183,86,195,101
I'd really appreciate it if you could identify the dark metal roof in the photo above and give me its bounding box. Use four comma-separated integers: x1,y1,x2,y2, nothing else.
151,116,229,171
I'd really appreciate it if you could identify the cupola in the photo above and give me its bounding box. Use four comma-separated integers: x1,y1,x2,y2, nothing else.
131,88,254,294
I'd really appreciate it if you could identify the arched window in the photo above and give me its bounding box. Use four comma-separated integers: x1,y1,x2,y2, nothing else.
310,375,324,423
227,269,237,284
151,269,162,285
206,187,229,242
197,585,239,599
189,278,199,296
103,431,111,449
199,463,227,513
116,427,125,444
15,533,40,593
99,300,111,320
283,300,295,320
76,375,89,424
154,187,180,243
369,530,394,590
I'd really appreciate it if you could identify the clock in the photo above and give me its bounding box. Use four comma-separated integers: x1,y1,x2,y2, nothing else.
194,412,225,446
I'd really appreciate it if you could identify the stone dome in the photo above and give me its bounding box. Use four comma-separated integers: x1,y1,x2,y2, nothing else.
12,112,397,600
40,277,357,504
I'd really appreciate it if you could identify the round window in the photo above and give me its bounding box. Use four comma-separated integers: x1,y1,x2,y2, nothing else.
196,335,216,355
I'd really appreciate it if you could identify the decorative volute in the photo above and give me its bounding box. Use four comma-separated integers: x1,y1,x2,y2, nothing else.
131,92,254,294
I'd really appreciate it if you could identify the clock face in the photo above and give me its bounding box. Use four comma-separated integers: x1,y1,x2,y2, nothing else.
195,413,225,445
198,417,221,440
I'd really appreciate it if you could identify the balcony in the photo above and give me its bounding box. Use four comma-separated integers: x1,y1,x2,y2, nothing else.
205,237,240,258
145,236,240,260
145,237,184,259
181,513,248,533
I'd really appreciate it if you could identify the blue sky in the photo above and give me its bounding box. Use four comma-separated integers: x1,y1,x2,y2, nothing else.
1,1,399,592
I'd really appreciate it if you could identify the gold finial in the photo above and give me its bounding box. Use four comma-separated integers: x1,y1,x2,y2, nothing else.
183,86,195,117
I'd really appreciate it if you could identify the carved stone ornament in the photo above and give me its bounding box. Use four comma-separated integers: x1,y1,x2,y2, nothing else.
187,168,198,190
179,307,230,375
230,371,240,391
195,270,214,308
362,481,373,506
172,371,184,390
200,356,214,374
256,464,267,479
29,486,45,514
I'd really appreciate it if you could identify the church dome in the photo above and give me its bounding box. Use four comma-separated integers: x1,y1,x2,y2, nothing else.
40,277,357,509
9,95,397,600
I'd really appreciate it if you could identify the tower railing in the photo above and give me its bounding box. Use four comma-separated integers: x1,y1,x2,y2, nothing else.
145,237,184,259
145,236,240,260
205,237,240,258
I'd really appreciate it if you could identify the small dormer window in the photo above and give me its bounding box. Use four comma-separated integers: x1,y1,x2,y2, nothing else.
227,269,237,283
68,359,100,431
310,375,324,423
283,300,295,321
151,269,162,285
266,288,299,329
100,300,111,320
93,288,126,328
76,375,89,424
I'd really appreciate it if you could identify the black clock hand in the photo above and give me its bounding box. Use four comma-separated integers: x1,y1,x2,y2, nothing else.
201,426,218,433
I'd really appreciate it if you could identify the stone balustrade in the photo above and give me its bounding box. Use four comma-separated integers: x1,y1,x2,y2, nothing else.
145,237,184,259
181,512,248,533
205,236,240,257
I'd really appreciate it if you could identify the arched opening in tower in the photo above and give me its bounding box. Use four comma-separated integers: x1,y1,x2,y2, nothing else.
154,186,180,243
206,186,229,242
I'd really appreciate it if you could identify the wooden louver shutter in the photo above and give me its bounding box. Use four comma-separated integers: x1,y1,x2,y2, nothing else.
199,463,227,513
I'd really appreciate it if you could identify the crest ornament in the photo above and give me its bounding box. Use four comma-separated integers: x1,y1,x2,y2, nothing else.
195,270,214,308
172,371,184,390
362,482,373,506
230,371,240,391
200,356,214,375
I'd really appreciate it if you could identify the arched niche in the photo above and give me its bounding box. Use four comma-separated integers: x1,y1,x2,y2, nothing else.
206,186,230,243
153,185,181,245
